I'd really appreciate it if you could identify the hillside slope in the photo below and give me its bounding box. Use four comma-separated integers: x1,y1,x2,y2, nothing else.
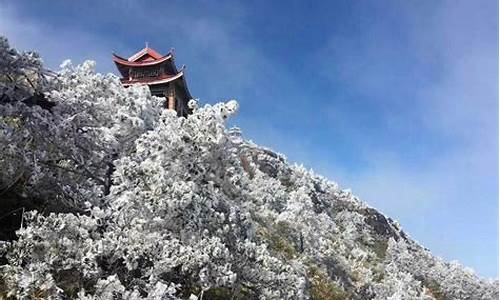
0,37,497,299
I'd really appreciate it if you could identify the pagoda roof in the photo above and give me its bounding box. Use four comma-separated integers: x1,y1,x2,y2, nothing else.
129,46,163,61
112,52,173,67
113,46,193,102
120,69,185,86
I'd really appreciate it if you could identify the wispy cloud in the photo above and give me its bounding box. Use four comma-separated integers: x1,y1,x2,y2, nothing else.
312,0,498,277
0,3,128,74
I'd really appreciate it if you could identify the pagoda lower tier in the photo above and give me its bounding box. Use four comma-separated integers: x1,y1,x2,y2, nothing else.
113,46,193,117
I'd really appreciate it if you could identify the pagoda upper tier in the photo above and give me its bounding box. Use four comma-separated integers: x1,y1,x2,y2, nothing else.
113,46,193,117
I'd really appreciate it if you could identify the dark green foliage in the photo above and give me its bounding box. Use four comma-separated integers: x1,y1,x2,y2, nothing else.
308,266,348,300
256,220,299,260
372,239,388,260
423,279,453,300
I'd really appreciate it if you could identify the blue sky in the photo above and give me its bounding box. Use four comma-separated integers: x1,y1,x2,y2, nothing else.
0,0,497,278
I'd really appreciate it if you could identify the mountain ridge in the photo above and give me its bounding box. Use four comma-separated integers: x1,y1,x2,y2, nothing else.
0,36,497,300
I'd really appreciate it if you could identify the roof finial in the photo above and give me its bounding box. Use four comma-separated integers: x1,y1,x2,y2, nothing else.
145,41,149,48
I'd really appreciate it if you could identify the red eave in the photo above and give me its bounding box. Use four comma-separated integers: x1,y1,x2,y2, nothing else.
128,47,164,62
113,53,173,67
121,71,185,86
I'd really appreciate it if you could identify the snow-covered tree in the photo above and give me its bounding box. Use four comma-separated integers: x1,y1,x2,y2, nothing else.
0,36,497,300
1,48,163,213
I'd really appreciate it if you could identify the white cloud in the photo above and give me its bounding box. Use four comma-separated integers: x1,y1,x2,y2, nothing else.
0,3,122,73
310,1,498,277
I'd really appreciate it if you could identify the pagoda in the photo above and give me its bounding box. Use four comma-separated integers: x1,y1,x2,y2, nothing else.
112,45,192,117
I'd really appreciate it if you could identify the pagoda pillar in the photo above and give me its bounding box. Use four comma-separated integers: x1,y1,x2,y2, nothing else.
166,86,176,111
169,97,176,111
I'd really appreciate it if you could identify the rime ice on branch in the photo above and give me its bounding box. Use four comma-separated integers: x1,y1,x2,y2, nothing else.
1,36,498,300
